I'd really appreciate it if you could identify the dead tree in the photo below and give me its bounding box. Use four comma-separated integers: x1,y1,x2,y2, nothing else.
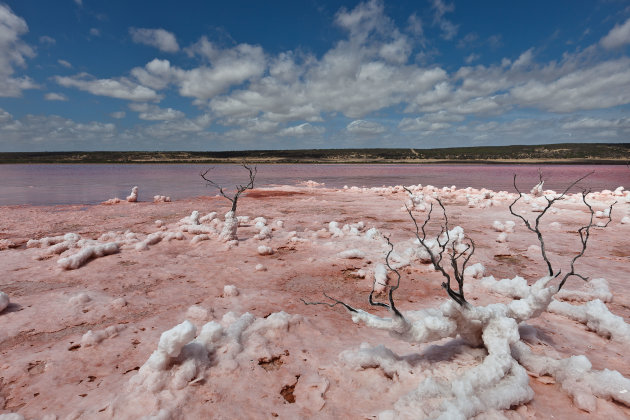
509,172,614,290
200,163,256,242
200,163,257,213
303,197,476,320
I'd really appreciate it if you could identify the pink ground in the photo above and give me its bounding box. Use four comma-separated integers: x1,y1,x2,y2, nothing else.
0,185,629,419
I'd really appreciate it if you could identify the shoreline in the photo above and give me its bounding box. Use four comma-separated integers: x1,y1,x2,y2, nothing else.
1,158,629,165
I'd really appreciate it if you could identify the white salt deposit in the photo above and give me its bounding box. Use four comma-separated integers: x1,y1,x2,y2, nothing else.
549,299,630,344
0,291,9,313
373,263,388,293
555,278,613,303
153,195,171,203
81,324,125,346
126,186,138,202
219,211,238,242
223,285,239,297
257,245,273,255
337,249,366,259
58,242,119,269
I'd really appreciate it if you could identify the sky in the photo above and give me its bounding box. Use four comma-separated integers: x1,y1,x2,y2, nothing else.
1,0,630,152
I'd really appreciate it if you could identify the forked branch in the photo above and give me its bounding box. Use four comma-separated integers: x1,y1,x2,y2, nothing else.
201,163,257,213
509,172,592,277
405,197,473,306
302,236,405,319
557,193,615,290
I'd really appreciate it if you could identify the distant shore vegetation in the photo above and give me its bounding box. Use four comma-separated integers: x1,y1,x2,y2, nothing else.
1,143,629,164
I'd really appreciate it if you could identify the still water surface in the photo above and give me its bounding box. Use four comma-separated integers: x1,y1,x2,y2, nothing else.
0,164,627,206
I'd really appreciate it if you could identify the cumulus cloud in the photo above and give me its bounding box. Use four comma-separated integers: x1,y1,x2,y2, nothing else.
177,42,266,100
0,109,117,150
130,28,179,52
279,123,325,137
600,18,630,49
398,117,451,132
510,58,630,112
110,111,126,119
44,92,68,101
0,4,38,97
431,0,458,40
55,73,161,101
562,117,630,130
346,119,386,135
129,103,185,121
89,28,100,37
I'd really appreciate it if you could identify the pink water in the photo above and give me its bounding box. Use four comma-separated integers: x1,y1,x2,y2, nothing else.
0,164,627,206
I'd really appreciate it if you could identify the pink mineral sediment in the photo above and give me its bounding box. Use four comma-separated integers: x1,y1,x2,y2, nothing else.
0,185,628,419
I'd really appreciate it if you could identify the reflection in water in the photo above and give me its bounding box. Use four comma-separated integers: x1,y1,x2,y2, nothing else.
0,163,627,206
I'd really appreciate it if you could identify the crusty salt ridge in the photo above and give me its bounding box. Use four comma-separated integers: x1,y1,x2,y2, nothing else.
0,183,629,418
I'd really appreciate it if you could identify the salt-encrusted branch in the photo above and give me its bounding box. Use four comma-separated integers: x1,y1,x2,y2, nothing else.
558,193,615,290
368,236,403,318
200,163,257,213
302,236,404,319
509,172,592,277
405,198,472,306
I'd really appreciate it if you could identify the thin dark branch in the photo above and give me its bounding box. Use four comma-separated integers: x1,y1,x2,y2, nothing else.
406,198,469,306
201,163,257,212
509,172,593,277
368,236,403,319
558,193,615,290
300,293,358,313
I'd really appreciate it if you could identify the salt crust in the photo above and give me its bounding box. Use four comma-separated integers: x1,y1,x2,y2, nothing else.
548,299,630,344
111,312,301,419
15,182,630,418
126,186,138,202
0,291,9,313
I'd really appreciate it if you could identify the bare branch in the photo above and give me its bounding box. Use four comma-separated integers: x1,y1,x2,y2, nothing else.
368,236,403,319
406,198,470,306
201,163,257,213
509,172,593,277
301,293,358,313
557,193,615,290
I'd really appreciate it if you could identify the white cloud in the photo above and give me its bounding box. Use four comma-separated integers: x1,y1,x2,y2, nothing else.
44,92,68,101
398,117,451,132
110,111,126,119
129,103,185,121
0,110,118,150
600,18,630,49
465,53,480,64
130,28,179,53
407,13,423,37
562,117,630,130
131,58,173,90
431,0,458,40
279,123,325,137
74,0,82,6
39,35,55,45
89,28,100,37
58,59,72,68
0,4,38,97
511,48,534,69
175,43,266,100
55,73,161,101
346,119,386,135
510,58,630,112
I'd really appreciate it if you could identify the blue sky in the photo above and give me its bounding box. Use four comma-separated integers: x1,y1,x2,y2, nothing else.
1,0,629,151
